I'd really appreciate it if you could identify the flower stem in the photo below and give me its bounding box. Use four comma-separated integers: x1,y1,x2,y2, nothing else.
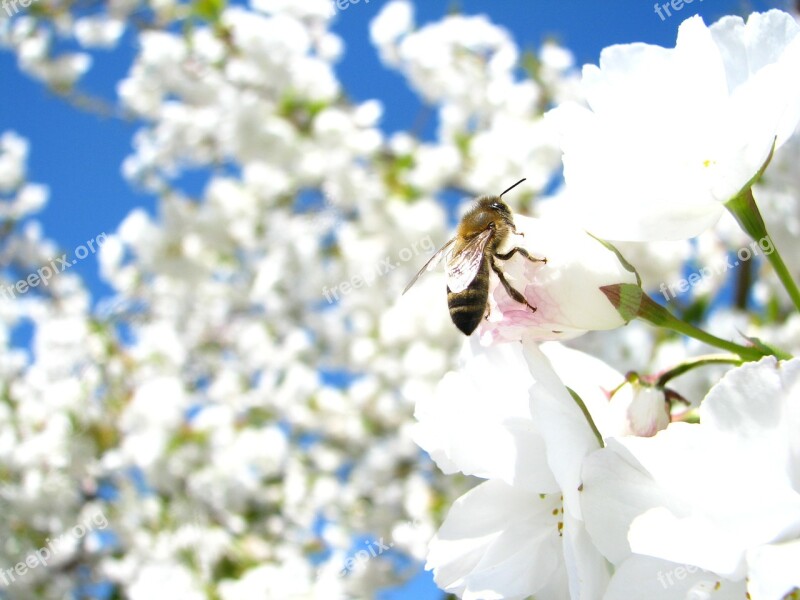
600,284,768,362
726,187,800,313
637,292,766,361
654,354,743,388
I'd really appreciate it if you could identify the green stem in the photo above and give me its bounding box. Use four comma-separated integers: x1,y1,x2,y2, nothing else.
654,354,743,388
601,284,768,362
726,187,800,313
638,292,766,362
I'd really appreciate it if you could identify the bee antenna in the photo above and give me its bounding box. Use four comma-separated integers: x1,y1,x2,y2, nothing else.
499,178,526,197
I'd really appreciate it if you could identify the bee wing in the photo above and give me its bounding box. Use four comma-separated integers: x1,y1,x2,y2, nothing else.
446,229,492,293
402,237,457,295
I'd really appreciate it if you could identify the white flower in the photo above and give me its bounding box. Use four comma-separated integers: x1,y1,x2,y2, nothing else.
370,0,414,65
426,480,568,600
416,339,610,598
128,563,205,600
372,6,517,113
581,357,800,599
251,0,334,20
0,130,28,192
547,10,800,241
479,214,639,345
74,16,125,48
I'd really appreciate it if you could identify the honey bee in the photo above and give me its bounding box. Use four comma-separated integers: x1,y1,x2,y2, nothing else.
403,179,546,335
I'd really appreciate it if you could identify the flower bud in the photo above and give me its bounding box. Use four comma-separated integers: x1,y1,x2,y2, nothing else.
606,379,670,438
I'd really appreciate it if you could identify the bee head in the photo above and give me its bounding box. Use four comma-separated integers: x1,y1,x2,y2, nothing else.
457,196,514,239
484,177,524,228
486,197,512,219
457,179,525,240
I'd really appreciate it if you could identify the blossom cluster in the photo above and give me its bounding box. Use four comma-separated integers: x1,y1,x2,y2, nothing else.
1,1,799,599
415,8,800,600
1,0,575,596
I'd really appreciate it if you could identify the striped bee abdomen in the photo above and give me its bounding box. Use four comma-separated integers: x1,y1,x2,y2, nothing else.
447,258,490,335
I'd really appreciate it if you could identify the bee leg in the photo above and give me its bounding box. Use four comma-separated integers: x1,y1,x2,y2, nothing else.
490,258,536,313
495,246,547,265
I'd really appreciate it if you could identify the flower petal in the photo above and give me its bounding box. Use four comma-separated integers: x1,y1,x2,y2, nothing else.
479,215,637,344
746,540,800,600
413,338,558,493
604,555,744,600
523,340,602,520
426,480,565,600
547,10,800,241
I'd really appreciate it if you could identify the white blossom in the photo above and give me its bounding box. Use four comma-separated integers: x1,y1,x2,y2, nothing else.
582,358,800,599
547,10,800,241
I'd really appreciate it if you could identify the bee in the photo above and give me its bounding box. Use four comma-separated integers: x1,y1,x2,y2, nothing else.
403,178,546,335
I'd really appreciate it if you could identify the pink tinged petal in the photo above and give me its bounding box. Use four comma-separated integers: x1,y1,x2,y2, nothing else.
478,215,636,344
413,339,558,493
426,480,566,600
522,340,602,520
604,555,745,600
746,540,800,600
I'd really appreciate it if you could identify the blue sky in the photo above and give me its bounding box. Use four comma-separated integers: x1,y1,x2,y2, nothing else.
0,0,784,598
